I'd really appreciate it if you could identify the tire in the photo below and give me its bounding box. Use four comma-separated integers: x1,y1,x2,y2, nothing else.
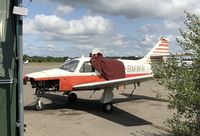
68,93,77,102
35,88,45,97
35,100,44,111
102,103,113,113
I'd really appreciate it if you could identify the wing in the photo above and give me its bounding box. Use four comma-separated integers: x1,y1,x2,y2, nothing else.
73,74,153,90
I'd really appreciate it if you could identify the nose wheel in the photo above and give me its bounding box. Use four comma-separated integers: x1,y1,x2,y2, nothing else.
34,88,45,111
102,103,113,113
35,99,44,111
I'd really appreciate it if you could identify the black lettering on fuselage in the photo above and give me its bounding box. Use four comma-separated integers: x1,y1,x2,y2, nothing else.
126,65,145,73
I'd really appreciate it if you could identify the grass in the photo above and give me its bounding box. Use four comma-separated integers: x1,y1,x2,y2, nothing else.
26,62,63,67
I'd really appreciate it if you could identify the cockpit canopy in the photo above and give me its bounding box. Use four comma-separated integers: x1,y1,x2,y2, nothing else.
59,58,95,73
59,60,79,72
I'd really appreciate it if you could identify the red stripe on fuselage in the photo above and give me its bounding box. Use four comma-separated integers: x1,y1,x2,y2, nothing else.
125,73,151,78
32,73,151,92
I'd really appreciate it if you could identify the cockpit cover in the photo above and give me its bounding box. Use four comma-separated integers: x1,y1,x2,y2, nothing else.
90,56,125,80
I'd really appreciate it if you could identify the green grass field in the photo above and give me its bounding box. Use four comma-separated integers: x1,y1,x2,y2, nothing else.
27,62,63,67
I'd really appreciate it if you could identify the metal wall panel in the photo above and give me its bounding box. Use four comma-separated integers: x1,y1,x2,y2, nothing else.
0,0,18,136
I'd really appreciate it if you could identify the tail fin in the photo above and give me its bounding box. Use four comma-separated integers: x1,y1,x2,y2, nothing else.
142,37,169,63
145,37,169,58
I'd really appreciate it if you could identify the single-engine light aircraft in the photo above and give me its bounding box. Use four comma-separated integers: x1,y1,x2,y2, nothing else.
23,37,169,112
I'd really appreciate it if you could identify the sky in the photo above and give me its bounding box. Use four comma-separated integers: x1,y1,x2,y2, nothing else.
22,0,200,57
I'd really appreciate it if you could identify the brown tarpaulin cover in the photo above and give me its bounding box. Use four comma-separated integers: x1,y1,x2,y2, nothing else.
90,55,125,80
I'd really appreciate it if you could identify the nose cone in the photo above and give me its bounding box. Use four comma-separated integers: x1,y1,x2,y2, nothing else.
25,71,48,79
25,68,71,81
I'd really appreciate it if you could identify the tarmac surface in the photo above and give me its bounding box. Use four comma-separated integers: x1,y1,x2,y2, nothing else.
23,65,172,136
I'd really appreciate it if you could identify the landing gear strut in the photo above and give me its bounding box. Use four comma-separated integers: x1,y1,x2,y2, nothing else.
34,88,45,111
101,87,114,112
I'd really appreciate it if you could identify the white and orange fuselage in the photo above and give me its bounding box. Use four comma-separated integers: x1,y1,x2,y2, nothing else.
24,57,151,91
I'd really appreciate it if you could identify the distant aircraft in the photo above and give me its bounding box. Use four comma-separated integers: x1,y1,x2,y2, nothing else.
23,60,29,64
23,37,169,112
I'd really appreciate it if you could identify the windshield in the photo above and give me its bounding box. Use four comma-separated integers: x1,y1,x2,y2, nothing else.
59,60,79,72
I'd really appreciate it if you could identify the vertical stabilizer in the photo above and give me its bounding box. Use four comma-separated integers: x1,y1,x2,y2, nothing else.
145,37,169,58
141,37,169,63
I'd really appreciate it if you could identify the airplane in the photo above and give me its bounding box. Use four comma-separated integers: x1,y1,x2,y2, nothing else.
23,60,29,64
23,37,169,112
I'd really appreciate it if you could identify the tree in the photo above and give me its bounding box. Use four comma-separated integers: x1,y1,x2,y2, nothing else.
23,54,30,61
152,12,200,136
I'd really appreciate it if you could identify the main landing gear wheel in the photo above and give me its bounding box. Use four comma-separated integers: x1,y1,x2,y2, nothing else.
68,93,77,102
102,103,113,113
35,99,44,111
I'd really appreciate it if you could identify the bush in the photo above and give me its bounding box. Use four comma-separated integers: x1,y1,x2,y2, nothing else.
152,12,200,136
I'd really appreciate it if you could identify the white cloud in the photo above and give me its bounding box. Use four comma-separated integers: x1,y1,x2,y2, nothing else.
24,15,112,35
23,14,134,56
164,21,180,31
24,43,68,57
54,5,74,16
46,0,200,19
136,23,161,33
24,0,198,57
141,34,155,45
137,19,183,35
112,33,129,47
135,20,184,54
